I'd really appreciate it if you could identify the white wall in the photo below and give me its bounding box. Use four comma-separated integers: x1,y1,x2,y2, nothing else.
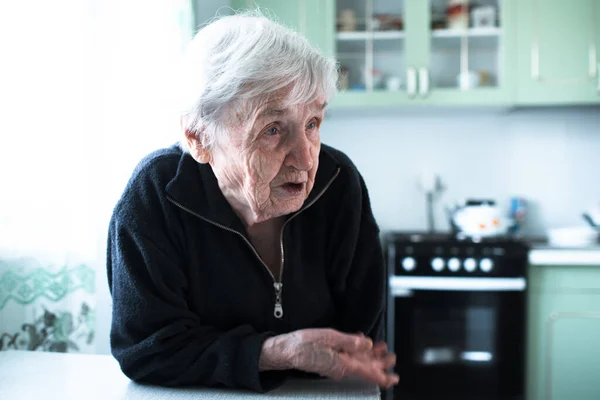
321,106,600,236
93,0,229,357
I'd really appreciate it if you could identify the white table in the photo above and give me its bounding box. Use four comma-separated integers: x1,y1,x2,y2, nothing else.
0,351,380,400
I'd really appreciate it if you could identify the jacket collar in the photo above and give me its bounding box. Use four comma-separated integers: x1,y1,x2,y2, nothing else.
165,145,340,231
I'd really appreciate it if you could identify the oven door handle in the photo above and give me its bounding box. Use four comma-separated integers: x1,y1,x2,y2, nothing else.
389,276,526,294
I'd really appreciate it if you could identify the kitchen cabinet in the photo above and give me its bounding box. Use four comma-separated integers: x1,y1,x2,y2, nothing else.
330,0,517,107
230,0,516,107
527,265,600,400
229,0,599,107
230,0,334,57
515,0,600,105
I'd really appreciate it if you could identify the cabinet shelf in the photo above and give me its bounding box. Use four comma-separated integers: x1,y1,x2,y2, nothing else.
336,31,405,41
431,27,503,38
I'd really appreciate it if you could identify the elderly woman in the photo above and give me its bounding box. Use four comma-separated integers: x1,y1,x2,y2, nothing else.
107,11,398,392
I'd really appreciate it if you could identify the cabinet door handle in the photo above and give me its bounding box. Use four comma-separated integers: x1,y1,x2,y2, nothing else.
597,63,600,94
407,67,417,98
418,67,429,97
531,42,540,80
590,44,597,78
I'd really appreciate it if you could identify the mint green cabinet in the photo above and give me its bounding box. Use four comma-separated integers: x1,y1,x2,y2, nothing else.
516,0,600,105
231,0,299,29
405,0,517,106
330,0,516,108
232,1,515,108
527,266,600,400
230,0,599,107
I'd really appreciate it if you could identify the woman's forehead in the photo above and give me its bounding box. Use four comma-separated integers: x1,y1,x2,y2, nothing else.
256,97,326,117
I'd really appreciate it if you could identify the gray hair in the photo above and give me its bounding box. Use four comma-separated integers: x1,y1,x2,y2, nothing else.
177,9,338,151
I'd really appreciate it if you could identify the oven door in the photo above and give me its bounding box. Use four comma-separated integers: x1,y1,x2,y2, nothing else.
387,276,526,400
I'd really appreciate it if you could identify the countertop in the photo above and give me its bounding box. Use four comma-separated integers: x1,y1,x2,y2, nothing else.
528,244,600,266
0,351,380,400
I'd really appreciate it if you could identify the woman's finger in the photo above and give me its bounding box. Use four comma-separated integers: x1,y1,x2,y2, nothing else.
328,330,373,354
371,342,388,358
381,353,397,370
339,352,398,388
382,372,400,387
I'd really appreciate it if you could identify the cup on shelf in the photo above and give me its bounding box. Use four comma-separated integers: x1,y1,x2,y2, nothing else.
386,76,402,91
471,6,497,28
447,0,469,30
457,70,481,90
362,68,384,89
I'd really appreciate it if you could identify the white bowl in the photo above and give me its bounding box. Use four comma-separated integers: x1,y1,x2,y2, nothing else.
547,226,599,247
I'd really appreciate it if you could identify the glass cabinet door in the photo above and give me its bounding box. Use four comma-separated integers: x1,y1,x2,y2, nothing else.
335,0,408,93
426,0,506,94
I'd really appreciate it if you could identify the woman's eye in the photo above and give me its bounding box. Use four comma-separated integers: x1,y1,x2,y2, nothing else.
306,121,317,130
264,127,279,136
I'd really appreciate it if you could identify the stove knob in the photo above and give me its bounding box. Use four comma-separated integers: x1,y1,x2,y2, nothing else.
431,257,445,272
480,258,494,273
402,257,416,271
464,258,477,272
448,257,460,272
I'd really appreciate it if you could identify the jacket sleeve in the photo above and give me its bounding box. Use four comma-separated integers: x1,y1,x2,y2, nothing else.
329,171,386,343
107,202,282,392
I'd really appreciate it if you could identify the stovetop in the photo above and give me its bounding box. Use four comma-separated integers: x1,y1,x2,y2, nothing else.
383,231,530,277
383,231,531,245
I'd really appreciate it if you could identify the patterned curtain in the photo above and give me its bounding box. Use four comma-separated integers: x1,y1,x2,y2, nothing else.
0,0,195,354
0,259,96,353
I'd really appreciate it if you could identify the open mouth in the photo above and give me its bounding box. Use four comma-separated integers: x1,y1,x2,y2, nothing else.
281,182,304,194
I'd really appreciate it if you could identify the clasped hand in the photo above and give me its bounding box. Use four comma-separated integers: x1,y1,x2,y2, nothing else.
259,328,399,388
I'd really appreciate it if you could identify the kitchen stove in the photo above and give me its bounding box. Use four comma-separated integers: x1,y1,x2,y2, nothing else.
383,231,529,400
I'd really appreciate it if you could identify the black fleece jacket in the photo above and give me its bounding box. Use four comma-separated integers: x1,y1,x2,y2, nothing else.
106,143,385,392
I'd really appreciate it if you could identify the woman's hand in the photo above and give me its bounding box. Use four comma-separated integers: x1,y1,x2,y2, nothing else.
259,328,399,388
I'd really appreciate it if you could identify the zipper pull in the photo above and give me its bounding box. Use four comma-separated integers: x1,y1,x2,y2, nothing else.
273,282,283,319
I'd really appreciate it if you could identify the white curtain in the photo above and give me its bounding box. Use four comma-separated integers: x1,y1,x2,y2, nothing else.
0,0,195,353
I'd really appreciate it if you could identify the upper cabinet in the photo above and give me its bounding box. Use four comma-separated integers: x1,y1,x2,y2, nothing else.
516,0,600,105
331,0,413,106
228,0,600,107
331,0,516,107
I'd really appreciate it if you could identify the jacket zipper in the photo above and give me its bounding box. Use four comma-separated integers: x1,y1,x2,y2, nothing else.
167,167,340,319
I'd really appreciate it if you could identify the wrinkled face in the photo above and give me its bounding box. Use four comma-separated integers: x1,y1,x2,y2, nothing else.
206,95,326,225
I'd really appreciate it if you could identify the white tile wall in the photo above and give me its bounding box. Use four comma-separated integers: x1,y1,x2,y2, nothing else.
321,106,600,235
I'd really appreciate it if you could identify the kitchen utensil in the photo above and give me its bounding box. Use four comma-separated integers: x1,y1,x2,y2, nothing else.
338,66,350,90
582,204,600,229
386,76,402,91
457,71,480,90
372,14,403,31
419,172,442,233
447,0,469,30
447,199,513,237
509,197,527,233
338,9,357,32
582,213,599,229
547,226,599,247
471,6,496,28
363,68,384,89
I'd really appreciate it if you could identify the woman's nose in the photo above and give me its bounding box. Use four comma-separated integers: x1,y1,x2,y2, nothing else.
284,130,313,171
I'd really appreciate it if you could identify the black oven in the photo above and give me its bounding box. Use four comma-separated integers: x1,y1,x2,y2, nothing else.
383,232,529,400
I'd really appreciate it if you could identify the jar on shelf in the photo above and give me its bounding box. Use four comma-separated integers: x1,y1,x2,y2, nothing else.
447,0,469,30
338,9,357,32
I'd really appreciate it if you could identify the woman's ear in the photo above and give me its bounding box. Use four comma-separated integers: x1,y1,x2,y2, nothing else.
184,127,212,164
